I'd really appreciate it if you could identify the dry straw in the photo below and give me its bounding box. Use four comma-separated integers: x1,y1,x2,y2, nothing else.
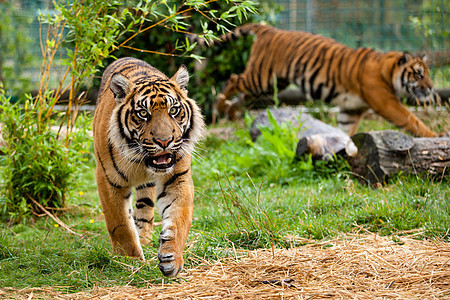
2,232,449,299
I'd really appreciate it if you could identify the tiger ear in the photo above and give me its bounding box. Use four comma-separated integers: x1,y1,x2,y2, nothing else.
110,74,131,104
398,52,413,66
172,64,189,91
421,54,428,63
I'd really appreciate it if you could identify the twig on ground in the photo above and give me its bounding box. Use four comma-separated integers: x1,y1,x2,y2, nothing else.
28,195,83,237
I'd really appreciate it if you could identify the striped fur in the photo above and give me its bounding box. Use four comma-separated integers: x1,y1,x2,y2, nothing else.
213,23,438,137
93,57,205,277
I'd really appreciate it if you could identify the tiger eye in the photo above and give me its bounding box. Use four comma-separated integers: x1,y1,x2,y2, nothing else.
137,110,148,119
169,106,179,116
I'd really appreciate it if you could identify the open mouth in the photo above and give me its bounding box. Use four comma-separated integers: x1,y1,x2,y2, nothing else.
145,152,176,170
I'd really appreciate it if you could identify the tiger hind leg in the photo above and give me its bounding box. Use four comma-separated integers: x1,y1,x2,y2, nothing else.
337,109,367,136
217,73,252,119
133,182,156,246
97,171,143,259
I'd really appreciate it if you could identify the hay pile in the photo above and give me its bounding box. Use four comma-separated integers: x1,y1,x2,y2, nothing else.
3,233,449,299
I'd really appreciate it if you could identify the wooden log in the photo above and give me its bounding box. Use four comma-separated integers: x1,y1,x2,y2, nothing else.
348,130,450,186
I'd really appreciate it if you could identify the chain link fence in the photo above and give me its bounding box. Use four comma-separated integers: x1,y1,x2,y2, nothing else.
274,0,448,65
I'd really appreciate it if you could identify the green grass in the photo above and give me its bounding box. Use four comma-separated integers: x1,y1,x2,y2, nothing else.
0,107,449,292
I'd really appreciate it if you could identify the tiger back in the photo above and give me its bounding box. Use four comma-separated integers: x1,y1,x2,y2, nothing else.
212,23,439,137
93,57,205,277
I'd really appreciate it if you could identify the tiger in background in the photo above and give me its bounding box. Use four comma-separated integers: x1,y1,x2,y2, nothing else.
93,57,205,277
208,23,439,137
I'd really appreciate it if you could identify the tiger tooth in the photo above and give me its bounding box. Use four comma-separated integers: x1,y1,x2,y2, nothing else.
167,157,172,164
153,160,158,165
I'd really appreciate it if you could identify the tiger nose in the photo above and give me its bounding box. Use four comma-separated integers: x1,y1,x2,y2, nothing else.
153,137,173,148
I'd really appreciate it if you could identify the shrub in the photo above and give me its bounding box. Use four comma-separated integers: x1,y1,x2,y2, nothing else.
0,89,91,222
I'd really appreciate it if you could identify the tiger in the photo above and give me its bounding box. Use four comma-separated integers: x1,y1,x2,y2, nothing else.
93,57,205,277
208,23,439,137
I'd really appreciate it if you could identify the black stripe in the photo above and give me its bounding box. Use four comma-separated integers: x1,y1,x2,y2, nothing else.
249,66,259,95
157,169,190,201
136,197,155,208
294,59,308,85
294,39,325,92
111,64,135,76
286,53,300,83
325,46,339,87
300,77,307,96
342,48,355,79
324,84,336,103
124,191,132,199
175,154,184,163
298,37,326,65
312,82,323,100
238,74,250,93
400,68,408,86
182,101,193,141
96,150,123,189
254,50,267,94
349,48,369,79
117,105,126,139
108,141,128,182
117,105,133,146
111,224,125,236
356,50,374,81
140,88,154,97
164,169,189,188
135,218,151,223
136,182,156,190
157,191,167,200
309,49,327,99
161,201,175,218
335,48,349,85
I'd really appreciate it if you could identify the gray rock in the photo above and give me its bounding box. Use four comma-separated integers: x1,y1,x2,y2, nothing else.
250,107,357,160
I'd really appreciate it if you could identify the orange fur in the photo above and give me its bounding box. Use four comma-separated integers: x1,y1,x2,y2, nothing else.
213,24,438,137
93,57,205,277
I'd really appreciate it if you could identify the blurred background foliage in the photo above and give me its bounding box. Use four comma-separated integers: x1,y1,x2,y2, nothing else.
94,0,282,122
0,0,447,122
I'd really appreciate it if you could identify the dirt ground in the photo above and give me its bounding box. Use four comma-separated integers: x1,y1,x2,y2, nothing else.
2,231,449,299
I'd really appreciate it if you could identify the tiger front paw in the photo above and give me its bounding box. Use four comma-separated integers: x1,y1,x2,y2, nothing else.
158,251,184,278
157,228,184,277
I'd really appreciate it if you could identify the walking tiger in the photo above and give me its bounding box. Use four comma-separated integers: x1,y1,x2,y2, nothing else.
209,23,439,137
93,57,205,277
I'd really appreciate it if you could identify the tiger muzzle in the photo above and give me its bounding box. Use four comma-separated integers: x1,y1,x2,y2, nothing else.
145,151,176,170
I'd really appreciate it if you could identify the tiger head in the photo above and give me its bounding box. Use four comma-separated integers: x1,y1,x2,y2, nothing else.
108,65,205,173
393,52,437,105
